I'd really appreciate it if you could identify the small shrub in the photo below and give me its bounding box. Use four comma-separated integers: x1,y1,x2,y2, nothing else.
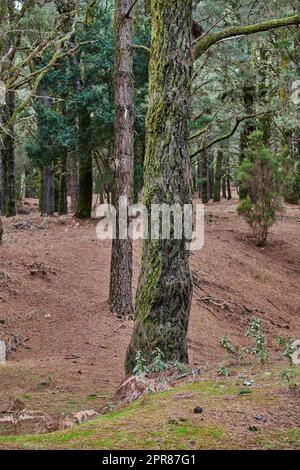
246,317,268,364
279,368,297,389
237,130,284,247
220,335,237,355
218,363,230,377
133,351,149,377
151,348,168,373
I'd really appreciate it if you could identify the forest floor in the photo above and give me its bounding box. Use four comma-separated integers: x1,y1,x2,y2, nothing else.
0,194,299,449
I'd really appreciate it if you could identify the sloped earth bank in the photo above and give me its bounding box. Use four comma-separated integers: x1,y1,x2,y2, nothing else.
0,196,299,447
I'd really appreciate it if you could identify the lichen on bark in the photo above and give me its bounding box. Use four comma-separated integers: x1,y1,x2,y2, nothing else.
125,0,194,373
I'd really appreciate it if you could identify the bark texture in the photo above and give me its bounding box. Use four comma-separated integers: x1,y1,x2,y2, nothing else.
126,0,193,372
75,109,93,219
69,151,79,212
58,151,68,215
42,164,55,216
213,149,223,202
201,150,208,204
1,90,16,217
109,0,134,317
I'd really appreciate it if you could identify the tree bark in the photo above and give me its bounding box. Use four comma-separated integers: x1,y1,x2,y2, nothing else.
42,164,55,216
0,216,3,243
240,84,256,200
227,175,232,200
69,151,78,212
208,157,214,201
126,0,193,372
109,0,134,317
213,149,223,202
221,178,226,199
58,151,68,215
75,109,93,219
1,90,16,217
0,150,6,215
201,150,208,204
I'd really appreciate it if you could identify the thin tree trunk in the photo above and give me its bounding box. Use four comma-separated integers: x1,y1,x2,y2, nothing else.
109,0,135,317
227,175,232,200
0,216,3,243
1,90,16,217
126,0,193,372
208,157,214,200
69,151,78,212
213,149,223,202
0,155,5,215
58,151,68,215
42,164,55,216
222,178,227,199
240,84,256,200
197,155,201,198
201,150,208,204
75,109,93,219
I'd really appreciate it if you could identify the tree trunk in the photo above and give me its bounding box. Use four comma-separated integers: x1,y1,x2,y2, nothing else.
197,155,201,198
1,90,16,217
240,84,256,200
58,152,68,215
201,150,208,204
126,0,193,372
227,176,232,200
208,156,214,200
222,178,227,199
0,155,5,215
109,0,134,317
213,149,223,202
75,109,93,219
42,164,55,216
69,151,78,212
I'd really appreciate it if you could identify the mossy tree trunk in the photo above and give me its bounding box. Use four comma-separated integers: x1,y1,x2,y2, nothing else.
213,149,223,202
126,0,193,372
109,0,134,317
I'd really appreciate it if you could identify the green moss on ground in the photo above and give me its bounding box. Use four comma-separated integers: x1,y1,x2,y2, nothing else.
0,367,299,450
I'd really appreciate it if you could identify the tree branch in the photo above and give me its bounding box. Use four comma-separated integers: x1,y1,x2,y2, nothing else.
131,44,150,54
194,15,300,59
124,0,138,19
190,110,273,158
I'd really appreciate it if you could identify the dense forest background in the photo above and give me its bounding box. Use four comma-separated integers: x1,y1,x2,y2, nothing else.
0,0,299,450
1,0,299,222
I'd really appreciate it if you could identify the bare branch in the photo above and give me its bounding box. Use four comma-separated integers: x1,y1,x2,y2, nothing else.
190,110,273,158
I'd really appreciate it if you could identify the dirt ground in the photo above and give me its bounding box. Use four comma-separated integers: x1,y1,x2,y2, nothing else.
0,195,299,436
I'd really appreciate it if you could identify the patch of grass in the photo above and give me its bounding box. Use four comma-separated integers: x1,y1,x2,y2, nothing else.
0,369,298,450
258,428,300,450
